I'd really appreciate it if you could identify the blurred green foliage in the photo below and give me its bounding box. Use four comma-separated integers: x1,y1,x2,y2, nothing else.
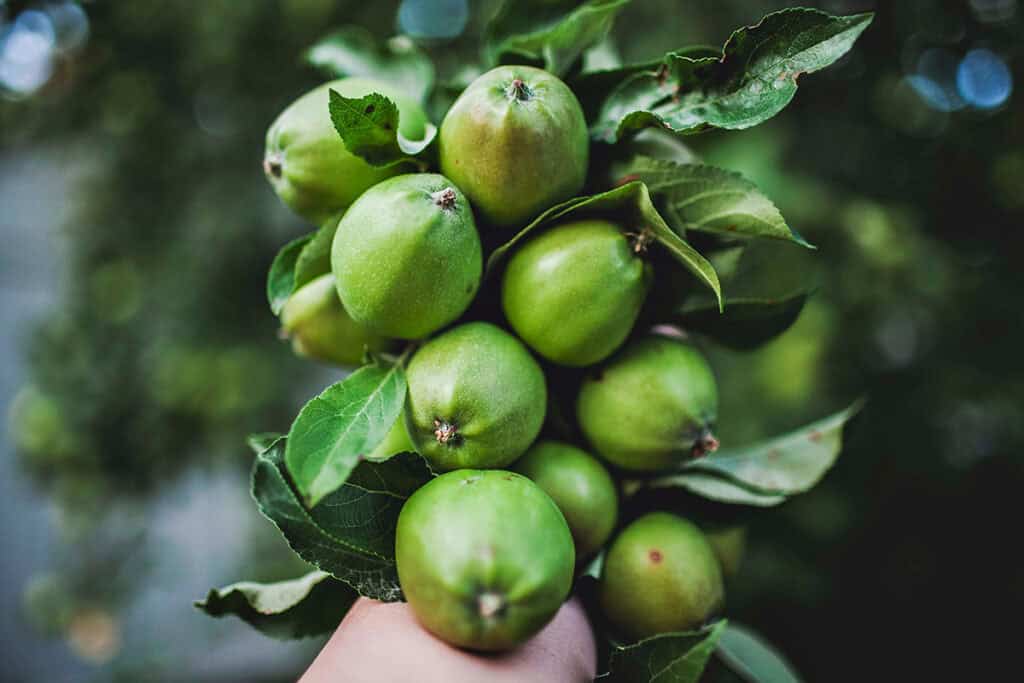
2,0,404,676
3,1,354,511
654,3,1024,682
3,0,1022,681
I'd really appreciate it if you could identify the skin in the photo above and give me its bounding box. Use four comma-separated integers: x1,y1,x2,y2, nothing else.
300,597,596,683
264,78,428,223
395,470,575,651
404,322,546,471
600,512,724,641
279,273,389,367
577,335,719,471
331,174,482,340
502,219,651,366
514,440,618,560
439,65,588,228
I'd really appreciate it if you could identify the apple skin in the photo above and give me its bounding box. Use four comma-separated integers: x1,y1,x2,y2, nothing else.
404,322,546,472
279,273,390,367
502,219,650,367
264,78,428,223
395,469,575,651
577,336,719,472
514,440,618,560
600,512,724,641
331,174,482,340
439,65,588,229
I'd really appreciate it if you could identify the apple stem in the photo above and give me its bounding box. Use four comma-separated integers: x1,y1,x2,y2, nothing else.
626,228,654,255
433,419,459,445
432,187,457,210
506,78,531,102
477,592,505,619
263,153,283,179
690,428,720,458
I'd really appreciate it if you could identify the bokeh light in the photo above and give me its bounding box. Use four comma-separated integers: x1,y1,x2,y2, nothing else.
957,48,1012,109
48,1,90,53
907,48,966,112
398,0,468,40
0,10,55,96
0,2,89,98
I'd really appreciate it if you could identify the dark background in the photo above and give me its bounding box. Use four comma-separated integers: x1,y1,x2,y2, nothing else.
1,0,1021,680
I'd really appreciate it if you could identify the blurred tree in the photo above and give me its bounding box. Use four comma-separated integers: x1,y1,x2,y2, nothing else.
2,1,405,679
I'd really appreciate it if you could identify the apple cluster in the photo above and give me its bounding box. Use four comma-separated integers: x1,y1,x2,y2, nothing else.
264,65,730,651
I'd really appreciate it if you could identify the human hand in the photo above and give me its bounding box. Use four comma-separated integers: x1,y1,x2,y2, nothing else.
300,596,597,683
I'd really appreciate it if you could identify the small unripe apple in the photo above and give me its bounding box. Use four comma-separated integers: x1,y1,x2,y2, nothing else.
279,273,389,367
264,78,428,223
600,512,724,641
331,174,482,340
439,65,588,228
514,440,618,560
395,469,575,651
502,219,651,366
404,322,546,471
577,336,719,471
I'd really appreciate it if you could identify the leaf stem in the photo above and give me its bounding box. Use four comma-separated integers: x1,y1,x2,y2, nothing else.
377,343,416,368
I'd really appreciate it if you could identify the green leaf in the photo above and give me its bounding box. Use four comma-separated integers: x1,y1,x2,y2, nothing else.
293,216,340,291
195,570,356,640
646,471,787,507
687,401,863,495
716,623,803,683
645,402,862,506
486,181,721,310
646,214,722,312
247,432,284,455
267,234,313,315
572,46,719,120
486,0,632,77
267,217,340,319
603,620,728,682
606,132,702,188
285,359,408,507
591,9,874,142
676,241,819,350
328,90,437,168
252,439,432,600
682,296,807,351
624,159,811,246
306,28,435,104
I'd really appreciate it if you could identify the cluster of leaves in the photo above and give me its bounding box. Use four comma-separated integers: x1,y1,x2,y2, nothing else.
198,2,872,681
